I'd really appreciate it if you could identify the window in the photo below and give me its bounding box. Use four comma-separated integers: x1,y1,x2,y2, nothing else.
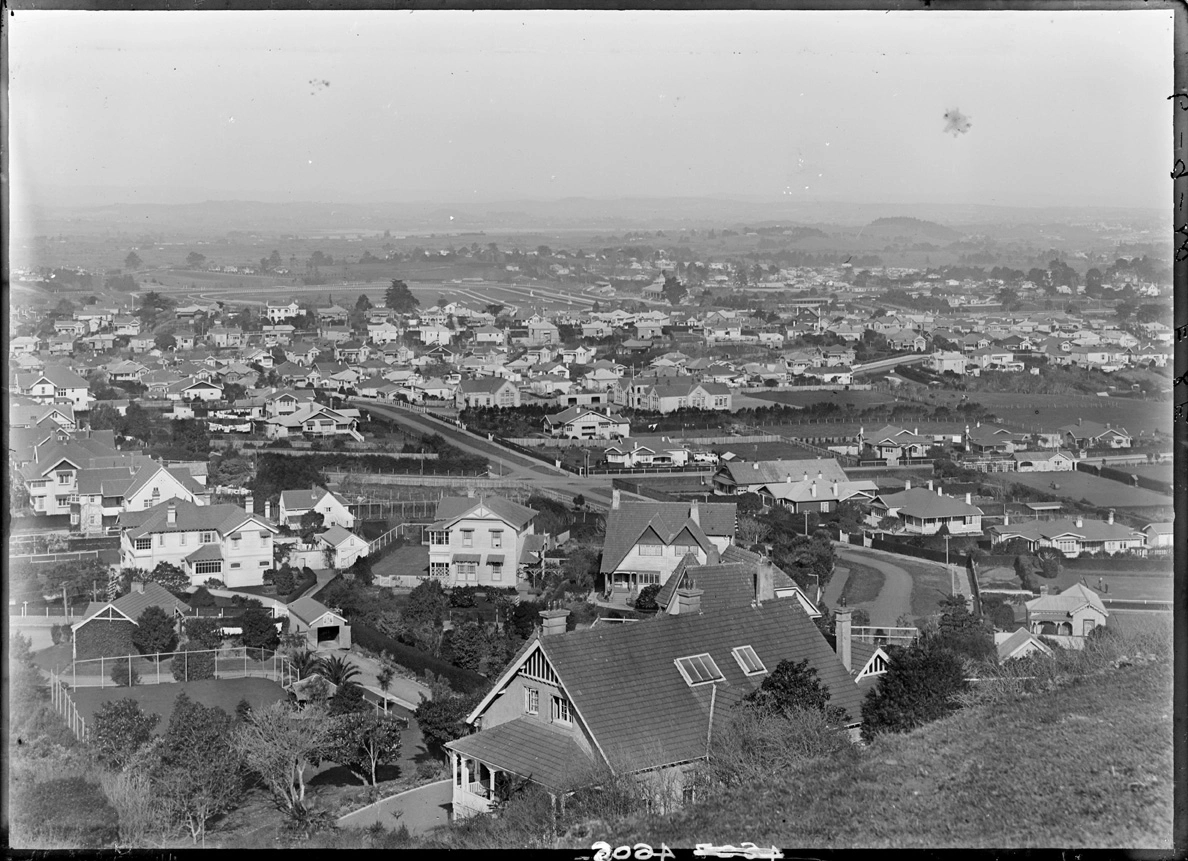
152,487,160,498
134,537,152,550
490,530,503,549
430,531,448,546
524,687,539,715
674,544,698,557
431,562,449,578
820,502,829,513
638,544,662,557
461,529,474,548
201,532,214,544
456,561,477,580
193,560,223,575
180,533,187,546
159,534,167,547
57,472,72,485
232,536,241,550
491,562,502,581
259,560,269,567
230,562,241,569
260,532,270,546
551,696,570,724
674,654,725,687
731,645,767,676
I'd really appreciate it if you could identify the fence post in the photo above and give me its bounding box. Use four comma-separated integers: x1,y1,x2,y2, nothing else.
129,658,132,687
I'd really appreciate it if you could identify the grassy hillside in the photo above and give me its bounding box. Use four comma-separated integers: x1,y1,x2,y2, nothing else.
592,658,1173,850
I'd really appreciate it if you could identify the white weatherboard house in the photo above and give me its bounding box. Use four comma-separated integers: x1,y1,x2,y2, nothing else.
279,486,356,530
118,499,278,588
426,495,537,586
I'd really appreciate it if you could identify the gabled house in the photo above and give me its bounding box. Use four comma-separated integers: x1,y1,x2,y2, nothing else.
71,581,192,661
995,628,1054,662
868,485,984,535
712,458,849,496
656,546,820,619
263,404,363,441
988,511,1145,558
315,525,370,570
15,366,94,411
600,492,736,596
756,475,880,514
1012,450,1075,472
118,499,278,588
1058,419,1132,450
445,598,868,818
856,425,930,464
1025,583,1108,639
279,485,356,530
286,597,351,651
425,495,538,586
542,407,629,440
963,423,1030,456
456,377,521,409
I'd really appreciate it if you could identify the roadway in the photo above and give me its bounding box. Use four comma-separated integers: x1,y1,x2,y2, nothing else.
352,400,620,508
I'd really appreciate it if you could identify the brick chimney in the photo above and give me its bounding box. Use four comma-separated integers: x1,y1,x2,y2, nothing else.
538,605,570,636
937,485,943,496
836,606,852,672
754,557,776,604
690,499,700,526
611,488,621,509
672,579,703,615
167,501,177,526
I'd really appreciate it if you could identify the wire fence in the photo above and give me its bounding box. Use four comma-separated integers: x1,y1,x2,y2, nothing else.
48,668,88,741
63,646,296,689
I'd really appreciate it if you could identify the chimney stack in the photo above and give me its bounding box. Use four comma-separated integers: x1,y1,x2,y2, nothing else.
245,492,254,514
755,557,776,604
836,607,852,672
965,492,972,505
1108,509,1115,525
673,581,704,615
803,470,809,482
927,479,934,491
611,488,621,510
1003,513,1010,526
690,499,700,525
811,483,818,497
937,486,943,496
1075,515,1084,528
905,479,911,491
167,501,177,526
264,499,272,520
133,580,145,594
538,605,570,636
832,481,839,497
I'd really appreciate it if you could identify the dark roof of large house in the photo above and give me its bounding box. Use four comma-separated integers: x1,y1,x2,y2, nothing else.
715,458,848,488
1057,420,1130,439
874,487,983,518
431,495,537,531
458,377,515,394
119,499,273,539
473,599,866,776
601,501,736,574
447,718,591,792
655,545,800,613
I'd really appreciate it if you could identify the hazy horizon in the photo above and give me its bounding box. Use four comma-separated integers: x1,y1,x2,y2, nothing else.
9,10,1174,214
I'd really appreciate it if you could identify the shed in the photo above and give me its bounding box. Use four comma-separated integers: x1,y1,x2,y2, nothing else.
286,596,351,650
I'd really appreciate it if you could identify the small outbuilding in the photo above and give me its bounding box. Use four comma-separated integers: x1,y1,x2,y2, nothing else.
286,596,351,651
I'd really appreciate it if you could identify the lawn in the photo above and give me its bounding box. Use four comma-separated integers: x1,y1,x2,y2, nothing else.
750,389,900,409
988,470,1173,510
598,660,1173,849
839,561,885,606
70,677,287,731
906,562,955,620
946,390,1172,437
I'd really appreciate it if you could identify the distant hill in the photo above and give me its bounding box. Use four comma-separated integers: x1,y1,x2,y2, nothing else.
862,216,962,242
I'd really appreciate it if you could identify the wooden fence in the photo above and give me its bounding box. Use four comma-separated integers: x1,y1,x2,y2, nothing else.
49,669,88,741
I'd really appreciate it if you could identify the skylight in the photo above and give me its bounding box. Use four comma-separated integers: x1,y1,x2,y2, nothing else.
731,645,766,676
674,653,724,686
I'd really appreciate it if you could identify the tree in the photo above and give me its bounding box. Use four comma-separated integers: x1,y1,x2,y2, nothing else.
319,654,361,687
737,658,847,725
414,692,484,753
239,601,279,650
935,594,995,662
90,699,160,769
289,649,324,681
735,516,770,549
1114,300,1137,323
234,700,330,819
355,293,373,312
377,664,395,695
328,681,369,716
125,251,143,270
298,510,325,542
171,647,216,681
324,712,403,786
186,251,207,268
148,562,190,594
110,658,141,687
860,644,968,742
384,279,419,313
154,693,243,843
132,605,179,656
662,274,684,305
155,333,177,352
404,579,449,628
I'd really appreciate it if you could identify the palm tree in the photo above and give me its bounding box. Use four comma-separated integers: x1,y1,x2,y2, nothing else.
290,649,324,681
376,664,395,695
319,654,361,687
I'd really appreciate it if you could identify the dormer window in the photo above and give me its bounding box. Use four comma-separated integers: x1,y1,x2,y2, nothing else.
731,645,766,676
674,654,724,687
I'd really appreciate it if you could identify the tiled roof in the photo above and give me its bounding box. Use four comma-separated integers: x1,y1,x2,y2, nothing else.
655,545,800,613
601,501,736,574
1025,583,1108,620
996,628,1052,661
317,525,356,547
875,487,983,518
716,458,848,488
76,582,191,630
120,499,272,540
447,718,594,791
527,599,866,774
458,377,515,394
992,517,1143,543
287,597,341,627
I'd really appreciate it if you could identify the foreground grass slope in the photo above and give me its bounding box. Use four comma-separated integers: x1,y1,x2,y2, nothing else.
597,660,1173,850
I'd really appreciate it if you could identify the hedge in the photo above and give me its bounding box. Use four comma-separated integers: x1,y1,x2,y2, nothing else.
869,536,950,564
1063,555,1173,572
350,621,489,694
170,648,216,681
280,567,318,604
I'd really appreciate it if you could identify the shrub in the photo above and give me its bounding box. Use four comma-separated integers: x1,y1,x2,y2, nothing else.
9,776,119,848
170,648,216,682
99,767,163,848
633,584,661,613
110,658,140,687
861,643,969,742
273,565,297,596
90,698,159,770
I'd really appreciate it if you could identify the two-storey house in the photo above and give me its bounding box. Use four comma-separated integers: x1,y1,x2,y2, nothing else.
455,377,521,409
425,495,538,587
118,499,278,588
278,485,356,530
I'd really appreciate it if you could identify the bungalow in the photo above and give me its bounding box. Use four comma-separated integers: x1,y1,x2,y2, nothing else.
756,476,880,514
1058,419,1132,450
635,379,731,413
473,326,508,346
604,439,693,469
527,315,560,346
994,628,1054,662
712,458,849,496
1143,522,1173,551
856,425,930,464
1025,583,1108,639
988,512,1145,558
456,377,521,409
445,597,868,819
1013,450,1075,472
964,423,1030,456
868,485,984,536
543,407,629,440
264,404,363,442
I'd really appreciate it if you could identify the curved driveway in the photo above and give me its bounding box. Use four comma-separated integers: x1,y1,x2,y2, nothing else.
833,545,917,627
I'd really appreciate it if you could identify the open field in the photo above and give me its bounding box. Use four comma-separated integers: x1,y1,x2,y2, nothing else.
70,677,287,730
987,470,1173,510
917,390,1173,437
750,389,901,410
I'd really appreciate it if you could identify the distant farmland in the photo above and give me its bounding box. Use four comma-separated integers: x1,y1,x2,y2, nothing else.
988,470,1173,511
944,391,1172,437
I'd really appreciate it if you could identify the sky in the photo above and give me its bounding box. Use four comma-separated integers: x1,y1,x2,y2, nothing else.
7,9,1175,210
